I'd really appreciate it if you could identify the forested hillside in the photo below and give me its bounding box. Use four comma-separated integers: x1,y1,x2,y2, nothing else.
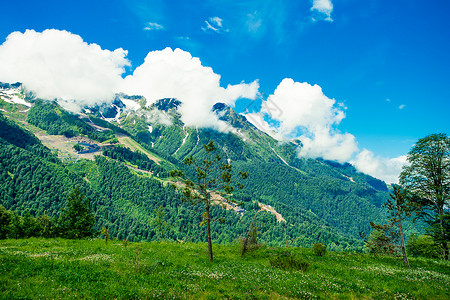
0,83,399,249
114,98,391,239
0,108,363,250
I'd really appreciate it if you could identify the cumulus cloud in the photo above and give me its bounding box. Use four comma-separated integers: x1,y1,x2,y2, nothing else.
0,29,130,108
398,104,406,110
311,0,334,21
299,128,358,162
144,22,164,31
121,47,259,131
251,78,357,162
265,79,345,133
242,78,407,182
352,149,408,184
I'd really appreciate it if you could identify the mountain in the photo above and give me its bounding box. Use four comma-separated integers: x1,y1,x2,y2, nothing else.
0,82,395,249
101,91,390,239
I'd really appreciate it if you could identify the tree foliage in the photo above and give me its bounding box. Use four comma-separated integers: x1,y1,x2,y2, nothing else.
58,188,96,239
407,234,442,258
400,133,450,259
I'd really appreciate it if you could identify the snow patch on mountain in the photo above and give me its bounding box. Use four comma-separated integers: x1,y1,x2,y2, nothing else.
0,86,31,107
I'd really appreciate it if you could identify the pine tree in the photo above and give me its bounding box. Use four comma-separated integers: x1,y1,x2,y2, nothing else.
58,188,96,239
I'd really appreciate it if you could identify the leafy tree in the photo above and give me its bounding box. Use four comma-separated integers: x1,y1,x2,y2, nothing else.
36,214,56,238
151,205,169,241
100,227,110,244
58,188,96,239
22,211,40,238
400,133,450,260
241,211,261,256
171,141,248,261
73,144,84,152
407,234,441,258
426,212,450,258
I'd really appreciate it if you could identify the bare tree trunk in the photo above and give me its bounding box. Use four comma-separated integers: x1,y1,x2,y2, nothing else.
206,202,213,262
438,213,449,260
398,219,409,267
242,211,258,257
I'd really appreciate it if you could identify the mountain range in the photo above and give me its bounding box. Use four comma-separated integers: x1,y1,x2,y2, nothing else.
0,81,402,250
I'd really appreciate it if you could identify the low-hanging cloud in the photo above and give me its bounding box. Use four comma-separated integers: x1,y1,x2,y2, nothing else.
243,78,408,182
352,149,408,184
249,78,358,162
0,29,130,108
121,47,259,131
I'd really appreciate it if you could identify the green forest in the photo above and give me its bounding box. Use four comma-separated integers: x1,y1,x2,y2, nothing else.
1,98,448,259
0,111,363,250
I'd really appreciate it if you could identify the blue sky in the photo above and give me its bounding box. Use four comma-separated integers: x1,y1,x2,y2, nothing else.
0,0,449,183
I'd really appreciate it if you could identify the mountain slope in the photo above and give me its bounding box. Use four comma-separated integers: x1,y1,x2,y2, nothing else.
107,96,390,238
0,82,391,246
0,111,361,249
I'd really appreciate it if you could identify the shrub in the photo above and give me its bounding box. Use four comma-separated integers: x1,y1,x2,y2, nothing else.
312,243,327,257
269,252,310,272
407,234,441,258
365,229,398,256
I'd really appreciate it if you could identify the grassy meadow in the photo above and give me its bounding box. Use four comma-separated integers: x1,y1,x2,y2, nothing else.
1,238,449,299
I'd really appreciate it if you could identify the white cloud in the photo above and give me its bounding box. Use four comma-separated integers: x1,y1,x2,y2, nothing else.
299,128,358,162
144,109,173,126
202,16,229,33
210,17,223,28
352,149,408,184
246,11,263,34
144,22,164,31
311,0,334,22
202,21,220,33
121,47,259,131
0,29,129,108
256,78,357,162
265,78,345,133
398,104,406,110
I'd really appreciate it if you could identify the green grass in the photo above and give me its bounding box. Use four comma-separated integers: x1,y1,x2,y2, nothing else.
117,136,163,164
1,238,449,299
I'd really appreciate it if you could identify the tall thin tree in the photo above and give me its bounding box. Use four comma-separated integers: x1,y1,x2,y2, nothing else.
383,185,418,266
171,141,247,262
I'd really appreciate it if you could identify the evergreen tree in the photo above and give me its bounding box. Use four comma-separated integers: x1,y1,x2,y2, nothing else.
58,188,96,239
0,205,11,239
365,225,398,256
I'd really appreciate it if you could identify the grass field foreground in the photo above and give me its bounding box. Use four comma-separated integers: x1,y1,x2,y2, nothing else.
1,238,449,299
